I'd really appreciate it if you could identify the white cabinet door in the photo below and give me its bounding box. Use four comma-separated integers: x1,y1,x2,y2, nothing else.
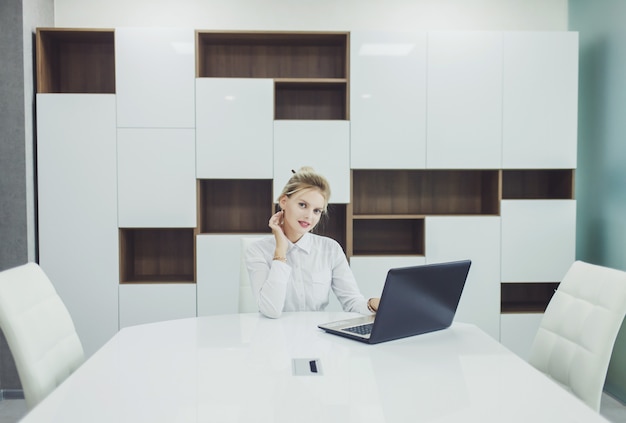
350,30,427,169
115,27,195,128
36,94,118,357
197,234,269,316
502,32,578,168
427,31,503,169
119,283,197,328
273,121,350,203
117,128,196,228
425,216,501,340
196,78,273,179
501,200,576,282
500,313,544,360
350,256,427,301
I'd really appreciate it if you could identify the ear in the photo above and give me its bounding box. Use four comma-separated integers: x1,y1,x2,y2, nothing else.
279,195,287,210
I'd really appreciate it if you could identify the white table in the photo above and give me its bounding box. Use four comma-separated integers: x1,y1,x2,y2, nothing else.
21,312,608,422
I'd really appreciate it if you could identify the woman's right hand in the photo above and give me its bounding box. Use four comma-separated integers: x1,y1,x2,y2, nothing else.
269,210,289,253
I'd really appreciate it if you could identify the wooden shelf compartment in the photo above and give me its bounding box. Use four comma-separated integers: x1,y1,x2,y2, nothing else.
198,179,273,234
120,228,195,283
314,204,347,253
36,28,115,94
196,31,348,79
352,170,500,216
352,218,425,256
501,282,560,313
275,80,347,120
502,169,574,200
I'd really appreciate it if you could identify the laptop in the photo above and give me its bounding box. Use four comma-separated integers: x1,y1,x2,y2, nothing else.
318,260,471,344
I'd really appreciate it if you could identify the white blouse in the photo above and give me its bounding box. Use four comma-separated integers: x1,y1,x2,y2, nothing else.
245,233,371,318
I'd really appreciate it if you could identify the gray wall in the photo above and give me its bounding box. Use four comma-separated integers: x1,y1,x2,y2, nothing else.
1,0,29,272
0,0,53,392
569,0,626,403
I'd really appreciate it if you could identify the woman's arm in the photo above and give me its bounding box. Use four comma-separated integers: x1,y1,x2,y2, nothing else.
328,243,373,315
245,241,291,318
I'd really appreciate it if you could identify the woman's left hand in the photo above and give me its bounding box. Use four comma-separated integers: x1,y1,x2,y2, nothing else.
368,297,380,312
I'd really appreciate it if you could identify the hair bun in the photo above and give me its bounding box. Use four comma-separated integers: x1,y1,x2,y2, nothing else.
296,166,316,174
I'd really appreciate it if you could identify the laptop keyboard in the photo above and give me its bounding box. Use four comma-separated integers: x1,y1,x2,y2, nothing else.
344,323,374,336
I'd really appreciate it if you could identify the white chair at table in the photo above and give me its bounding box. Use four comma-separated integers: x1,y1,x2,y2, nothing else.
528,260,626,412
239,237,264,313
0,263,84,409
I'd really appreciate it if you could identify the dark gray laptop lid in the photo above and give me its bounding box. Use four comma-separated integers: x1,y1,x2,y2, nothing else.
368,260,471,344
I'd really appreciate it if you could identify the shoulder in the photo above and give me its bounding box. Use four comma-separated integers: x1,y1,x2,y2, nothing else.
245,236,274,257
309,233,343,252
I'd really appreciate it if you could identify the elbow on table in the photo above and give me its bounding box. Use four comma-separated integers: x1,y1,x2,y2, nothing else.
260,305,283,319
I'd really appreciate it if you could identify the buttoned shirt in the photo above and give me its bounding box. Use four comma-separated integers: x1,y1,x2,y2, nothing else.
245,233,371,318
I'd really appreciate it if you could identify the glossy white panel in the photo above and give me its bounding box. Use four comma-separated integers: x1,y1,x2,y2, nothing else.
502,32,578,168
117,128,196,227
115,27,195,128
425,216,501,340
350,30,427,169
20,314,609,423
501,200,576,282
197,234,270,316
427,31,503,168
350,256,426,300
118,283,197,328
196,78,273,179
273,121,350,203
500,313,544,361
36,94,118,356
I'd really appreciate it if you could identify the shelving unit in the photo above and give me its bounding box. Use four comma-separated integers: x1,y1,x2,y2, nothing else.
500,169,574,315
349,169,499,256
119,228,195,283
196,31,349,120
35,27,578,347
36,28,115,94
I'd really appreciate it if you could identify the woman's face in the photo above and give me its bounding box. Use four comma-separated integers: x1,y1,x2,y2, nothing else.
279,188,325,242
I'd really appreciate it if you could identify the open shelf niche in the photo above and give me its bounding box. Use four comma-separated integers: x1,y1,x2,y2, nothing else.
501,282,560,313
196,31,349,120
352,218,425,256
198,179,274,234
36,28,116,94
502,169,575,199
119,228,195,284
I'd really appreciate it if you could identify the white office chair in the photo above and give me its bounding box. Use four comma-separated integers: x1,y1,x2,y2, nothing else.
239,237,263,313
0,263,84,409
528,260,626,411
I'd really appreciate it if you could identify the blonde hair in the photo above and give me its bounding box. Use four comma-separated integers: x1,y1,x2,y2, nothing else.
278,166,331,212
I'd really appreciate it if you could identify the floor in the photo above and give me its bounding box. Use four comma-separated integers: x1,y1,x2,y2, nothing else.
0,392,625,422
602,393,626,423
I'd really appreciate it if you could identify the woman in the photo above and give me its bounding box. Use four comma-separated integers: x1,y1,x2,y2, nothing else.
246,167,380,318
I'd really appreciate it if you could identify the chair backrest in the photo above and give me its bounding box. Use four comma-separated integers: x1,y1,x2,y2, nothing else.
528,260,626,411
0,263,84,409
239,238,263,313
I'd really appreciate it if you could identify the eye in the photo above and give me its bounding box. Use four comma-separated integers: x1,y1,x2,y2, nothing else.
298,202,307,209
313,209,323,215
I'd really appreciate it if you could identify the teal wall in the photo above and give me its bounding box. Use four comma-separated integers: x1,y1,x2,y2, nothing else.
569,0,626,403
